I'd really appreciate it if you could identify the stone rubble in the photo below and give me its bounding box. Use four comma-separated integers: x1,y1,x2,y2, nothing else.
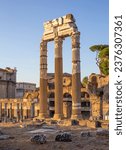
55,132,72,142
80,131,91,137
30,134,46,144
0,135,11,140
80,131,96,137
0,130,14,140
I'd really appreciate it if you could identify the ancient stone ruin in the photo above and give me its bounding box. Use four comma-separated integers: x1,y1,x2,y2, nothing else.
0,14,109,129
39,14,82,120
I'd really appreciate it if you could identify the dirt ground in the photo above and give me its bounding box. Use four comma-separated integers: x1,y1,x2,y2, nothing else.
0,122,109,150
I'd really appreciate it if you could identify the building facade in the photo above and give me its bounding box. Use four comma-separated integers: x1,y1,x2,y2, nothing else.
0,72,109,124
0,67,16,98
16,82,36,98
23,73,91,119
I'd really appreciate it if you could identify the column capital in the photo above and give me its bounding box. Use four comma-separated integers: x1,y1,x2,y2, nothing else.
71,31,80,37
54,37,63,47
40,40,47,51
40,40,47,46
71,32,80,48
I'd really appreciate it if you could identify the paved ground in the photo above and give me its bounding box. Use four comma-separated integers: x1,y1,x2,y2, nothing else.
0,122,109,150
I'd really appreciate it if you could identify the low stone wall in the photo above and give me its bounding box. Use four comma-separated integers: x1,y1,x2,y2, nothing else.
87,120,99,129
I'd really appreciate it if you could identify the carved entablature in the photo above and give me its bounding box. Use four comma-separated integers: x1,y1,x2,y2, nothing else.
42,14,78,41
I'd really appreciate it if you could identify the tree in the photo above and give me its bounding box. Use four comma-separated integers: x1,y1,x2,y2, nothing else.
82,76,88,87
89,44,109,75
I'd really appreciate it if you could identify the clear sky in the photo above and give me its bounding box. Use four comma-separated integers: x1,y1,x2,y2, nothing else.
0,0,108,86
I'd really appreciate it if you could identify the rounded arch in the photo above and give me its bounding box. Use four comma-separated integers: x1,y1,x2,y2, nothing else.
81,92,90,98
86,93,90,98
27,94,32,99
24,93,33,99
91,76,97,83
63,93,72,98
81,92,86,98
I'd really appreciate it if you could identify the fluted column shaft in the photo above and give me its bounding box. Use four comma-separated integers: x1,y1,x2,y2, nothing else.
39,40,48,119
53,37,63,120
71,32,82,119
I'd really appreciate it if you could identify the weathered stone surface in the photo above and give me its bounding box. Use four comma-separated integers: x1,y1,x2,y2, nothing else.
0,131,14,140
87,120,100,129
101,121,109,129
79,120,87,126
0,14,109,124
55,132,72,142
81,131,90,137
80,131,96,137
0,135,10,140
30,134,46,144
27,122,46,128
96,129,109,137
49,120,58,125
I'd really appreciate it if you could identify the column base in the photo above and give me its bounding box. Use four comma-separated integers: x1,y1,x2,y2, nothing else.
38,113,48,120
71,114,82,120
53,114,63,120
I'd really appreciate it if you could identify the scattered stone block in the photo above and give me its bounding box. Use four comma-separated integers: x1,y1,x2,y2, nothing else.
0,135,14,140
81,131,90,137
55,132,72,142
30,134,46,144
79,120,87,126
87,120,100,128
57,119,71,126
0,135,10,140
81,131,96,137
101,122,109,129
27,122,46,128
71,120,79,126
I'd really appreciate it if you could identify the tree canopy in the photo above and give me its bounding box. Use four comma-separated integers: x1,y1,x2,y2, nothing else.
89,44,109,75
82,76,88,87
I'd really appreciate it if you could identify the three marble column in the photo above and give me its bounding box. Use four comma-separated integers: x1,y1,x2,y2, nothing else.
39,33,82,120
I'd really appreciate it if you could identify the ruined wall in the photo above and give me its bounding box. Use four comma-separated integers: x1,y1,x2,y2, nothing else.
88,74,109,120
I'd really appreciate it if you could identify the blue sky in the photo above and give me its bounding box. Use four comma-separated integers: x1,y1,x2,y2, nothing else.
0,0,108,86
